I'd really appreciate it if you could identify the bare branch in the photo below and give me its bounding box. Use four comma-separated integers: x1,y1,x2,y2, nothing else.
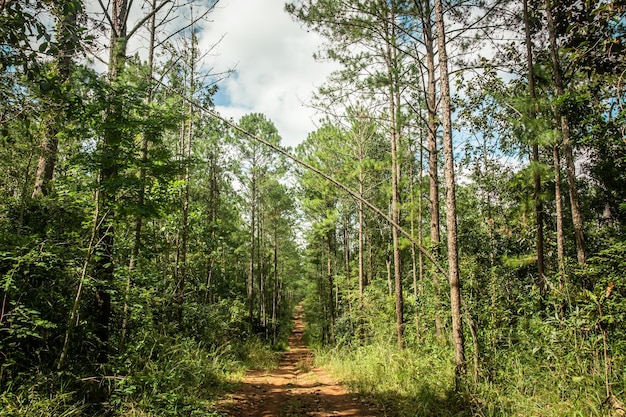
97,0,116,35
127,0,173,39
151,76,449,280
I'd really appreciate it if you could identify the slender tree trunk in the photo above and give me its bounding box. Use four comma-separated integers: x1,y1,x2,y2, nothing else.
384,7,404,349
383,220,393,297
58,193,101,370
257,210,268,338
554,144,566,282
93,0,129,365
121,0,157,349
178,115,192,316
248,177,256,330
327,229,335,343
343,214,352,318
367,234,373,288
413,138,425,337
358,165,365,340
272,221,279,345
545,0,586,266
32,1,78,198
434,0,466,384
523,0,546,292
417,0,444,341
358,156,365,306
205,152,219,303
260,212,267,333
177,26,198,320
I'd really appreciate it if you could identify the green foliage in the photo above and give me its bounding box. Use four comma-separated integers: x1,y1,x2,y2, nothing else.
0,192,90,378
107,307,284,416
315,341,468,416
0,380,88,417
111,334,238,416
468,312,613,416
2,0,626,416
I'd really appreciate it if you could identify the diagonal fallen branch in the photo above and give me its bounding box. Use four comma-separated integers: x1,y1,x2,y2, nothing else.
153,76,449,280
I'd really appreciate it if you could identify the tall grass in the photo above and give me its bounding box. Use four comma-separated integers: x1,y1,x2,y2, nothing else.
316,341,465,416
0,334,282,417
315,333,617,416
112,334,282,416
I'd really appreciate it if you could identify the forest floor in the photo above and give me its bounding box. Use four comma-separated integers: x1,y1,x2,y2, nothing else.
216,305,381,416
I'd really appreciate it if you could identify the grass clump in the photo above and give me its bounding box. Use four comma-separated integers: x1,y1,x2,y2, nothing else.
316,341,467,416
315,333,619,417
112,333,283,416
111,334,238,416
0,334,282,417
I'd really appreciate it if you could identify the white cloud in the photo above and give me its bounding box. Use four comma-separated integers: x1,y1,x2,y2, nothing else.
197,0,338,149
81,0,334,149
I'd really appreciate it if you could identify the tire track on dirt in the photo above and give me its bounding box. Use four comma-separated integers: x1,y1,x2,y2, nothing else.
218,305,378,416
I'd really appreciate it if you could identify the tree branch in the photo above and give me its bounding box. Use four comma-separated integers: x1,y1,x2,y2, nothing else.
151,76,450,280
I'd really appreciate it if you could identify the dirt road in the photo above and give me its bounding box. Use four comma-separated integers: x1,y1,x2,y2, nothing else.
218,306,378,416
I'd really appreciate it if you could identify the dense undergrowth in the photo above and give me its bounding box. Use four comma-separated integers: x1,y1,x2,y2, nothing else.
305,260,626,417
316,335,620,417
0,283,290,417
0,191,294,416
0,334,282,417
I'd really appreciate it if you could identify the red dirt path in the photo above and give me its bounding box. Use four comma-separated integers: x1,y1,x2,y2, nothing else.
217,306,379,416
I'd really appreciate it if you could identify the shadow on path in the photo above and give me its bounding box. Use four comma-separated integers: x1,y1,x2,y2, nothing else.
217,305,379,417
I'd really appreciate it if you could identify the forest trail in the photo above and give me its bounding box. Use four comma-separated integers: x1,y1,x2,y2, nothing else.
217,305,379,416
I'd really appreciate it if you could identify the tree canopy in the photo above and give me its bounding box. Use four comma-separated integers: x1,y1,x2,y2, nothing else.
1,0,625,416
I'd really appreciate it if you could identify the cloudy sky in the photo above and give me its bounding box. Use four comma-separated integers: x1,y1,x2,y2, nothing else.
197,0,338,149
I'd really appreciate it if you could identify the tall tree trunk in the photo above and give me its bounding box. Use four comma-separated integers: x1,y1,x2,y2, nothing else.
523,0,546,292
358,162,365,340
32,122,60,198
32,1,79,198
545,0,586,266
343,213,352,318
434,0,466,384
554,144,566,282
272,221,279,345
177,25,198,320
358,154,365,306
94,0,128,365
260,211,267,333
412,138,425,337
384,6,404,350
327,229,335,343
382,218,393,297
417,0,444,341
205,152,219,303
178,114,192,316
248,177,256,330
121,0,157,349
